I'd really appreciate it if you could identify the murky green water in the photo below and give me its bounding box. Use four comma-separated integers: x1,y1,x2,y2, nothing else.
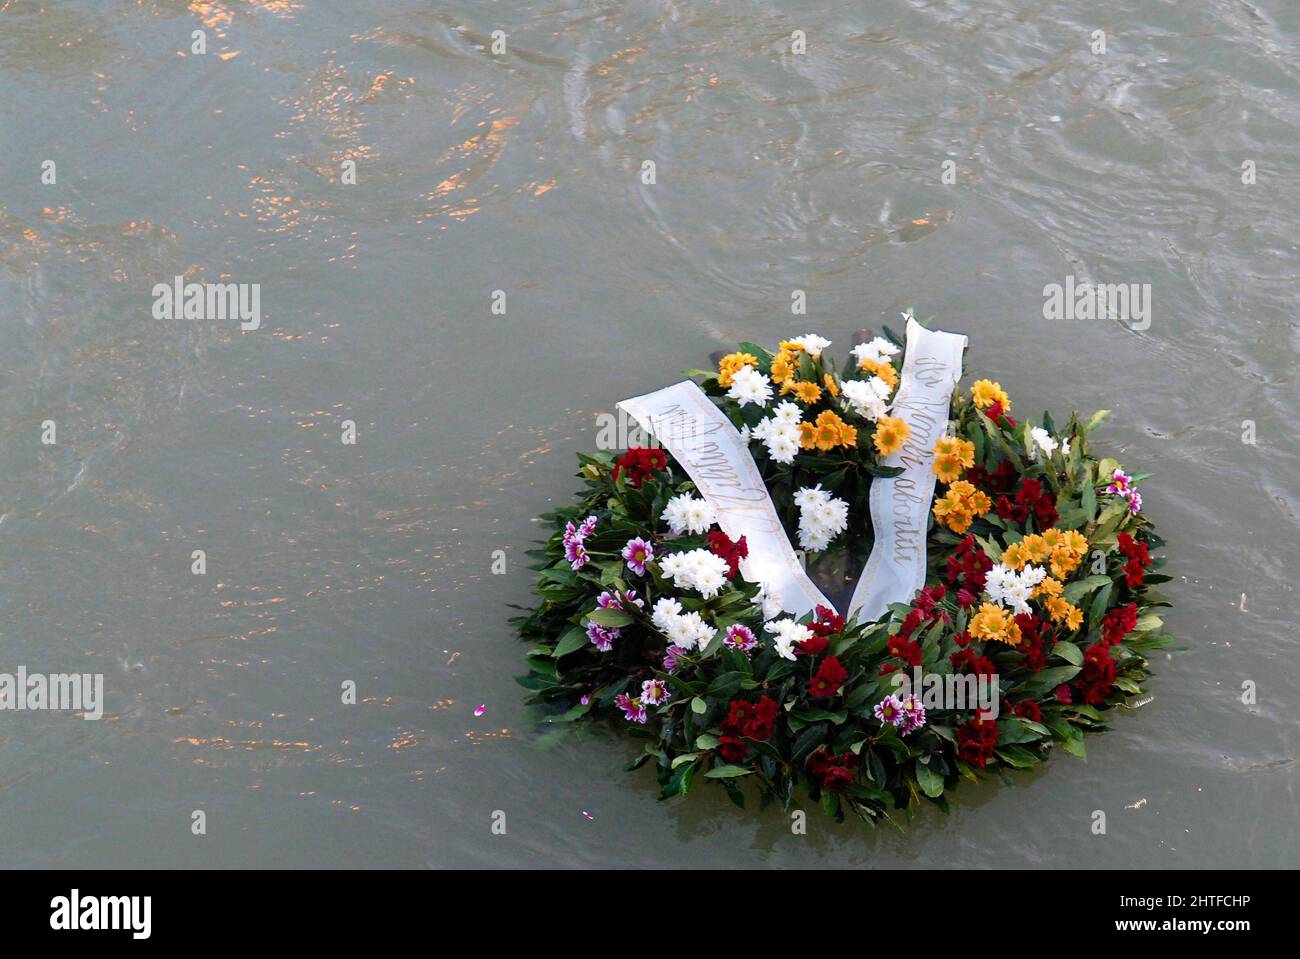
1,0,1296,867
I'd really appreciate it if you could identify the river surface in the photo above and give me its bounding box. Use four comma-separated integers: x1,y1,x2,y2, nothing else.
1,0,1297,867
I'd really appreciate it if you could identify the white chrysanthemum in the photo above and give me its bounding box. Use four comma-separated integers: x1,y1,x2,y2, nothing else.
661,493,716,535
794,485,849,552
660,548,730,599
984,563,1047,615
840,378,890,421
652,597,683,630
851,336,900,366
788,333,831,358
765,618,813,660
767,431,799,464
793,484,830,511
772,400,802,425
727,365,773,408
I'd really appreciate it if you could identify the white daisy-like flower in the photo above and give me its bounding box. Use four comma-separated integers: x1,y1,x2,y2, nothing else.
660,548,730,599
840,378,891,421
726,365,773,408
767,432,799,464
788,333,832,358
652,596,683,630
765,618,813,660
772,400,802,425
661,493,716,535
794,484,849,552
851,336,900,366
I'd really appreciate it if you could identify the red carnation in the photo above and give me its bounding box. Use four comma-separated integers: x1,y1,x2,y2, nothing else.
1054,684,1072,704
986,399,1017,429
1101,602,1139,646
797,634,830,656
956,717,999,768
707,530,748,579
808,749,859,791
1013,700,1042,722
748,696,779,740
1117,533,1150,588
612,446,667,488
1076,643,1118,706
718,736,747,763
808,656,848,698
950,649,997,677
887,636,923,667
809,605,845,638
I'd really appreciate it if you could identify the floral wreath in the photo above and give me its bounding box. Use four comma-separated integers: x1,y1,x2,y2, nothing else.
515,315,1171,823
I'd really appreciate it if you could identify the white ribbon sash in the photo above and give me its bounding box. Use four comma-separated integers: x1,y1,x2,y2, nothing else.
619,319,966,625
847,318,967,622
617,382,832,618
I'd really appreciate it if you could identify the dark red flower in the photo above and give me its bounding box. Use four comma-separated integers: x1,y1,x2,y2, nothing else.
751,696,779,738
1075,643,1118,706
808,656,848,698
985,399,1017,429
950,649,997,676
707,529,748,579
887,636,923,667
612,447,667,488
809,605,845,638
956,717,999,768
718,736,747,763
797,634,830,656
1117,533,1150,588
1054,684,1072,704
808,749,859,790
1013,700,1042,722
1015,613,1052,672
1101,603,1139,646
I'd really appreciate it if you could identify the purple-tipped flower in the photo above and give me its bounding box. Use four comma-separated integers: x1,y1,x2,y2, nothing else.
662,644,689,673
598,589,644,611
586,622,619,652
562,516,598,571
899,693,927,736
873,694,907,727
1103,467,1142,515
621,537,654,576
723,624,758,654
640,678,670,706
614,692,647,724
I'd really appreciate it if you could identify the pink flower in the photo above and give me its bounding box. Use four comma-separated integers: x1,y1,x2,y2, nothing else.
586,622,619,652
723,624,758,654
640,679,670,706
563,516,598,571
873,694,907,727
663,645,689,673
614,692,647,723
621,537,654,576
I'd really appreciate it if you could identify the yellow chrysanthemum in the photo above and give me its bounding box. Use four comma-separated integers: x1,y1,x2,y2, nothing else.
970,603,1022,647
1045,596,1071,624
823,373,839,398
971,379,1010,411
1034,577,1063,599
931,435,975,484
1065,604,1084,632
1001,541,1027,570
1020,533,1053,565
931,480,991,534
779,340,804,354
799,422,817,450
770,349,797,386
717,352,758,388
802,410,853,451
788,380,823,404
932,452,965,484
873,415,911,457
859,358,899,389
